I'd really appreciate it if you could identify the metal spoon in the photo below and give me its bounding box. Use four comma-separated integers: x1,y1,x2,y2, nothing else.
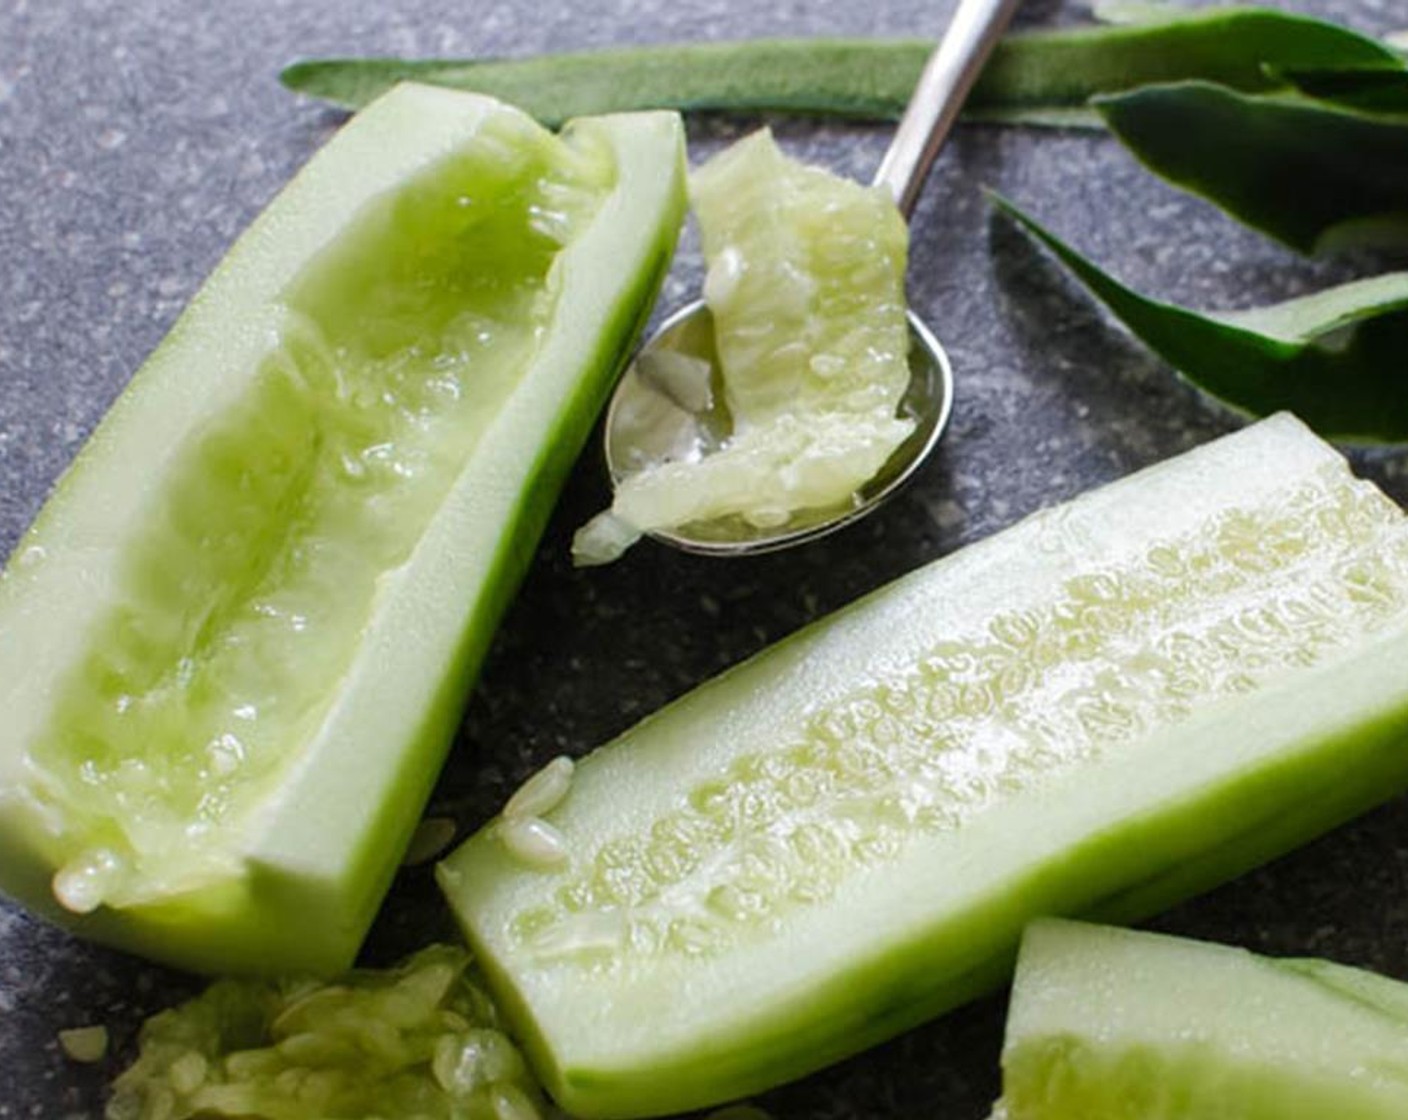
602,0,1023,556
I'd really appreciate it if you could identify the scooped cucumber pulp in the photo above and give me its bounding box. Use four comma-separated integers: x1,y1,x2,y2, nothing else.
0,84,686,975
441,414,1408,1118
106,944,543,1120
574,128,912,563
995,919,1408,1119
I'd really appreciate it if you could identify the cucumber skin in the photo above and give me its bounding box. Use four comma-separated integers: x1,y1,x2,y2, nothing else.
1000,919,1408,1118
0,89,686,976
439,416,1408,1118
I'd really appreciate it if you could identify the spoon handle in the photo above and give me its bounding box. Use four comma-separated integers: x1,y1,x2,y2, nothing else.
872,0,1023,218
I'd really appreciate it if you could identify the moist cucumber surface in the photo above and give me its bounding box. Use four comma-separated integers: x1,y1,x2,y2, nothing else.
575,128,913,560
107,944,541,1120
0,83,686,975
995,919,1408,1119
693,129,910,432
441,413,1408,1118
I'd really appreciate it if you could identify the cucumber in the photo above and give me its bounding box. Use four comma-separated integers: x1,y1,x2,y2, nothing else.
995,919,1408,1119
107,944,542,1120
574,128,913,562
439,413,1408,1118
0,84,686,976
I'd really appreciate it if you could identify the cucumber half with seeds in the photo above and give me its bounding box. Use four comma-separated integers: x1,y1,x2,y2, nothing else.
995,919,1408,1119
0,83,685,976
439,414,1408,1118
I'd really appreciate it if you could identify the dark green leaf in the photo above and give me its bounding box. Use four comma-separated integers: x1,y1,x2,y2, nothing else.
974,7,1403,124
1094,82,1408,253
280,7,1404,127
992,193,1408,442
1280,67,1408,115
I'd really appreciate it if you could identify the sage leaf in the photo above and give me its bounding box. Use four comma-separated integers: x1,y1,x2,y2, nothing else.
1094,82,1408,254
992,193,1408,443
280,7,1403,127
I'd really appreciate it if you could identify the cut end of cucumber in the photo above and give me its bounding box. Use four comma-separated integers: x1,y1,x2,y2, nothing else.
997,919,1408,1120
447,414,1408,1116
0,85,687,973
576,128,913,559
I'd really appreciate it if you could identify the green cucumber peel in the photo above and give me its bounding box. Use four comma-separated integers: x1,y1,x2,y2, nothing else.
992,193,1408,443
280,6,1404,128
1093,81,1408,253
996,920,1408,1119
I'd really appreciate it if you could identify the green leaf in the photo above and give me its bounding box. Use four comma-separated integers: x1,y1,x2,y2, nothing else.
1280,67,1408,115
975,7,1403,124
283,40,931,124
991,193,1408,443
1094,82,1408,254
280,7,1404,127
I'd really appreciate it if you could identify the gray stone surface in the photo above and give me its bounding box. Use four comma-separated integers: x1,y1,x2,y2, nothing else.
2,0,1407,1116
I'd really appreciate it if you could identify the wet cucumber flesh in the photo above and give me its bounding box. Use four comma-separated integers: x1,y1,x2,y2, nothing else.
602,128,913,539
439,414,1408,1118
693,129,910,429
107,945,543,1120
997,919,1408,1119
0,84,686,975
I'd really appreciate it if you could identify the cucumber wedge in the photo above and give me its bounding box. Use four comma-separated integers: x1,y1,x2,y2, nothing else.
439,414,1408,1118
995,919,1408,1119
0,84,685,976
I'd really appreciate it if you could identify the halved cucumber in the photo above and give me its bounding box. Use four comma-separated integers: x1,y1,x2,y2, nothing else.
0,84,686,975
440,413,1408,1118
995,919,1408,1119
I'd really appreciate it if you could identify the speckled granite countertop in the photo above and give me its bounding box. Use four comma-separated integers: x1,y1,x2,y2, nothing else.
2,0,1407,1116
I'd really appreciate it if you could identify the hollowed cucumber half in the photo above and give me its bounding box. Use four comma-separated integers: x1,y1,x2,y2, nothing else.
995,919,1408,1119
439,414,1408,1118
0,84,686,976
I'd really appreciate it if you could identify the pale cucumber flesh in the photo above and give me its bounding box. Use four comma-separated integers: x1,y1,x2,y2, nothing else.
0,86,686,974
441,414,1408,1117
577,129,912,559
692,128,910,429
107,945,543,1120
33,111,610,913
997,919,1408,1120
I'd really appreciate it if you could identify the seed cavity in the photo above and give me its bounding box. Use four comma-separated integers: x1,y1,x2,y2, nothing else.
514,471,1408,964
24,118,614,905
